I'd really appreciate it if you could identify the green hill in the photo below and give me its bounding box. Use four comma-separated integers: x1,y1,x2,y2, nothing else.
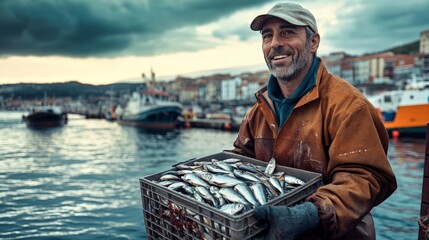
0,81,143,100
384,40,419,54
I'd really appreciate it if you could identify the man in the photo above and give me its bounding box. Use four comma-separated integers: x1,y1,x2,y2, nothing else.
232,2,397,239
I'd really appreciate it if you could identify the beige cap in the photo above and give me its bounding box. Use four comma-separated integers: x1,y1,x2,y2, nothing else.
250,3,318,33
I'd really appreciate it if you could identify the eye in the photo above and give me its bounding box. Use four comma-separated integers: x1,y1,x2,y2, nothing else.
280,30,294,37
262,33,272,43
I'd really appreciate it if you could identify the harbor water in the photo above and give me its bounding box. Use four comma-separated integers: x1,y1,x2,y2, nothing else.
0,111,425,239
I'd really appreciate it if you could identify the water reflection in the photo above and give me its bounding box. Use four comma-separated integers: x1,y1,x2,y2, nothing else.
0,111,426,239
372,137,425,240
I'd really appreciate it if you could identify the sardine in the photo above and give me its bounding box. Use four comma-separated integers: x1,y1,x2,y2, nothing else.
260,177,280,197
176,164,202,170
213,161,233,172
235,162,265,175
181,173,210,188
196,172,244,187
232,169,260,182
157,180,177,187
160,174,181,181
183,185,205,203
195,186,218,207
221,158,241,164
219,187,249,205
167,181,189,191
268,176,285,195
219,203,245,215
284,175,305,186
273,171,285,188
250,182,267,205
234,183,260,207
209,186,226,206
264,158,276,175
176,169,194,175
206,164,232,175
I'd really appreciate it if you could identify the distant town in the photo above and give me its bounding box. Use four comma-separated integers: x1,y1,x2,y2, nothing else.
1,29,428,118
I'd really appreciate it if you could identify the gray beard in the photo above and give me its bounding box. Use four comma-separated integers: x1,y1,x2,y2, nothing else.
266,44,312,83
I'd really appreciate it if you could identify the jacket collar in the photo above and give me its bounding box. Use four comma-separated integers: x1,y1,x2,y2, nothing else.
255,60,326,110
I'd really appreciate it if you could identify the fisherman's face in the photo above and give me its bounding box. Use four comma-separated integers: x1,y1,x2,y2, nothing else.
261,18,318,82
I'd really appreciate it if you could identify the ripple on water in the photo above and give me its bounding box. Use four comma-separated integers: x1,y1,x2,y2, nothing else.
0,112,425,239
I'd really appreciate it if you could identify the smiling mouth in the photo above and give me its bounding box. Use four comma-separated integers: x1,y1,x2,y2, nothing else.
272,55,289,60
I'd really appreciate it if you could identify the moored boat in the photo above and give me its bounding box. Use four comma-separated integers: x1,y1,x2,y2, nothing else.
117,88,183,129
368,88,429,138
23,106,67,128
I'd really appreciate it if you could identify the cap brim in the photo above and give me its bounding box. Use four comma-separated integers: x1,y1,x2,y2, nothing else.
250,14,307,31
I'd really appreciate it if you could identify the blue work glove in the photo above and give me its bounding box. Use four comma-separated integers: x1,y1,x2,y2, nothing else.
253,202,320,240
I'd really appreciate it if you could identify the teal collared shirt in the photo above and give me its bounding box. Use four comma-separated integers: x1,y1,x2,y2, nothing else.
267,57,320,130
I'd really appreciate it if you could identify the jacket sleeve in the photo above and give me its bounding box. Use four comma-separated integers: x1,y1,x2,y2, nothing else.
232,109,256,158
307,104,397,238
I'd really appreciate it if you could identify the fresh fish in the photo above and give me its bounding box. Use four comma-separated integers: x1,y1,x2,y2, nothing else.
193,161,212,166
219,203,246,215
264,158,276,175
268,176,285,195
284,175,305,186
167,181,189,191
260,177,280,198
234,183,260,207
235,162,265,175
213,161,234,172
196,172,244,187
176,169,194,175
181,173,211,188
195,186,218,207
273,171,285,188
157,180,177,187
232,169,260,182
209,186,226,206
160,174,181,181
183,185,205,203
250,182,267,205
219,187,249,205
176,164,202,170
206,164,232,175
221,158,241,164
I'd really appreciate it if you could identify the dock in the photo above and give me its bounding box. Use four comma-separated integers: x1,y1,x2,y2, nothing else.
180,118,240,131
419,123,429,239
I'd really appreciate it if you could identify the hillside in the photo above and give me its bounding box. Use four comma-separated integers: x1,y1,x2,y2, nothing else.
383,40,419,54
0,81,143,100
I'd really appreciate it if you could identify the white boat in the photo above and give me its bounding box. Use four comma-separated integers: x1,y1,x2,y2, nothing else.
367,86,429,138
117,88,183,129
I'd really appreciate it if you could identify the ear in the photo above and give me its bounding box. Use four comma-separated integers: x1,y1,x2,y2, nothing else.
310,33,320,54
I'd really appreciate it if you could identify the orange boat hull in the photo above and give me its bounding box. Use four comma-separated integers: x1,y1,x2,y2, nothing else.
383,104,429,137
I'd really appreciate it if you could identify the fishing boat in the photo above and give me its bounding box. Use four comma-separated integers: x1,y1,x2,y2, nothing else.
367,86,429,138
23,105,67,128
117,88,183,129
117,69,183,129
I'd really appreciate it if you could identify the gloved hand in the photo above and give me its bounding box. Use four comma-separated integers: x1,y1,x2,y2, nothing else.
253,202,320,240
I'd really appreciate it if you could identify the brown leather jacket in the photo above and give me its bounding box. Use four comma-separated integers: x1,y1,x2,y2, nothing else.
232,63,397,239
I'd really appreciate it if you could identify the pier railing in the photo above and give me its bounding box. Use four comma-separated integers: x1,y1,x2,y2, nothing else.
418,123,429,240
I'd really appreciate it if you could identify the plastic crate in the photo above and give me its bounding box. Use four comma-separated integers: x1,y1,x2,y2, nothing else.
139,151,323,240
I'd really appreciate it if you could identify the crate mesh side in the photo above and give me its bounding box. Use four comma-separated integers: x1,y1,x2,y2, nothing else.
139,152,324,240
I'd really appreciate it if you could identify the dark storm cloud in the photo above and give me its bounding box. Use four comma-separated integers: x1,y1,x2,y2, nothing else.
0,0,267,57
323,0,429,54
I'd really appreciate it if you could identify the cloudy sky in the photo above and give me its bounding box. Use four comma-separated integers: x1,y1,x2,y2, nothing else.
1,0,428,85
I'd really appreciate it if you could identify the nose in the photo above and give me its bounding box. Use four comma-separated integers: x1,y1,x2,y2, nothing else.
270,33,283,49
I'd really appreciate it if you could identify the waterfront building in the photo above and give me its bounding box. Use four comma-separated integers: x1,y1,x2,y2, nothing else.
221,77,241,101
420,29,429,54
